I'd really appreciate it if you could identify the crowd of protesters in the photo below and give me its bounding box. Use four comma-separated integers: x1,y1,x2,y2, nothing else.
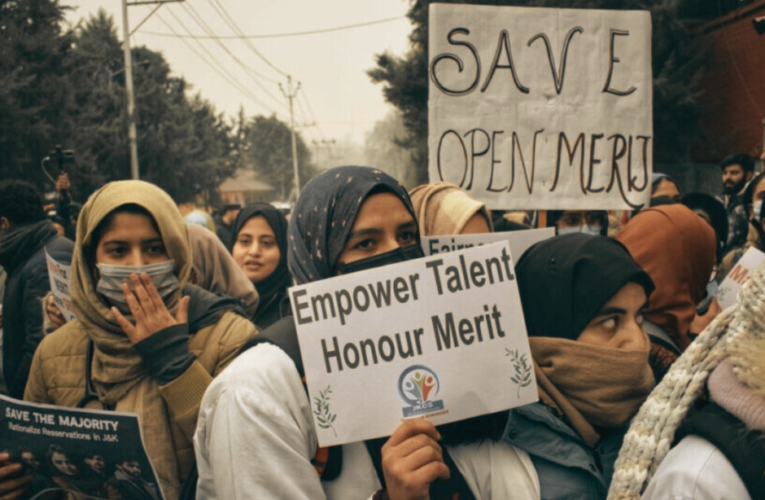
0,151,763,500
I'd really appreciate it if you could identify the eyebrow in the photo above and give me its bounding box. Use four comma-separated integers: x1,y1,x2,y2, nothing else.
347,219,417,241
103,237,164,245
595,301,650,317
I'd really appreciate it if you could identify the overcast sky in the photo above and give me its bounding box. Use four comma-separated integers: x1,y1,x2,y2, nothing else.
61,0,413,145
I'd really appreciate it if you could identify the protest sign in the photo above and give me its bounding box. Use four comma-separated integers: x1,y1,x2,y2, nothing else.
428,4,652,210
421,227,555,260
717,247,765,309
46,249,76,322
290,241,537,447
1,395,163,500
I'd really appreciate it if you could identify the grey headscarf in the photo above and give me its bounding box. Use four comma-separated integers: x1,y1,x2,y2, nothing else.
287,166,416,285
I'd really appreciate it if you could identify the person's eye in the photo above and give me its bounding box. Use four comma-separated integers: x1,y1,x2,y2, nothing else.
108,246,126,256
147,244,165,255
354,239,374,250
239,238,251,247
262,239,275,247
398,231,416,243
600,317,617,330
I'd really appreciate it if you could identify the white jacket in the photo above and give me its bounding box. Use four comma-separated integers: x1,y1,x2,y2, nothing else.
194,343,540,499
642,435,750,500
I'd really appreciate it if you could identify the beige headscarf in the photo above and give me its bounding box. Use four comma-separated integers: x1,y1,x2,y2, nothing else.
409,182,493,236
70,180,191,497
187,224,259,317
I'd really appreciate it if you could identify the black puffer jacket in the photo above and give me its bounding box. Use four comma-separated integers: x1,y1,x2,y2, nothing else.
0,220,73,398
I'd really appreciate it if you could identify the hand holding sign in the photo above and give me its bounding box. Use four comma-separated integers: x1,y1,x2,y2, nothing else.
382,420,450,500
0,453,31,500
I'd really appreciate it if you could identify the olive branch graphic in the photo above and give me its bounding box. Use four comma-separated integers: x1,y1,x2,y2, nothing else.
313,385,337,437
506,349,532,398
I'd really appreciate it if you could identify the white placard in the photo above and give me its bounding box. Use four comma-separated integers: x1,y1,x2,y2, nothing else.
46,249,76,322
421,227,555,260
717,247,765,309
290,242,537,447
428,4,652,210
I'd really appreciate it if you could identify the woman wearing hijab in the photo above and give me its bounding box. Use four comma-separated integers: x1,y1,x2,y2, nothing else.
409,181,493,235
230,203,290,329
617,205,717,379
17,181,257,500
506,233,656,500
195,167,540,500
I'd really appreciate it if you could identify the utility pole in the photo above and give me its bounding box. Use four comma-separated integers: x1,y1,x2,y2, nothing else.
121,0,184,180
280,76,302,201
122,0,139,180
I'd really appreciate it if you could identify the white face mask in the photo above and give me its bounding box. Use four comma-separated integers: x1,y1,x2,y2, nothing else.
557,225,602,237
753,200,762,221
96,260,179,315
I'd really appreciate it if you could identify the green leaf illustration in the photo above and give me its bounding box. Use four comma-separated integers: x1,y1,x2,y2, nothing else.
506,348,533,398
312,384,338,437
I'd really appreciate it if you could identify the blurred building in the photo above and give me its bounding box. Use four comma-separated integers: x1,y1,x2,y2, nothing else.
218,169,275,206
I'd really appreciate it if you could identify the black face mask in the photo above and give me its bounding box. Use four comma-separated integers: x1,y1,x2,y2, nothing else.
334,244,424,275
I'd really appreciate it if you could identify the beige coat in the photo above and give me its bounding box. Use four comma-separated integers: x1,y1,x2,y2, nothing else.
25,310,256,499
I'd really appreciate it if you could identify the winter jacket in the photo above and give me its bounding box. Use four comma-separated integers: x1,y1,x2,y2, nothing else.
0,220,73,398
24,286,257,499
503,402,627,500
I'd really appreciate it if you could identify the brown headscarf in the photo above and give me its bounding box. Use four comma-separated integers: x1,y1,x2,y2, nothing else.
409,182,493,236
70,180,191,497
187,224,259,318
618,205,716,350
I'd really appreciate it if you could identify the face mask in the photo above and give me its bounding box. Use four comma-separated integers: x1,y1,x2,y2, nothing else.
754,201,762,221
557,225,602,237
96,260,179,315
334,244,424,275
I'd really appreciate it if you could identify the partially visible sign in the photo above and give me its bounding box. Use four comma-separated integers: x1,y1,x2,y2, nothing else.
1,394,164,500
290,242,538,447
428,4,653,210
421,227,555,260
46,250,76,322
717,247,765,309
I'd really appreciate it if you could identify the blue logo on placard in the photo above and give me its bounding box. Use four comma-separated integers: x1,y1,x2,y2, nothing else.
397,365,445,418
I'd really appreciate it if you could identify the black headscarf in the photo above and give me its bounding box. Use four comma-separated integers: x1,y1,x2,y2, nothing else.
288,166,416,285
231,202,289,307
516,233,654,340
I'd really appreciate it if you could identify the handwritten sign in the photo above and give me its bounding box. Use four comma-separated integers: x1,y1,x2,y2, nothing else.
717,247,765,309
290,242,537,447
421,227,555,260
428,4,652,210
46,249,76,322
1,394,164,499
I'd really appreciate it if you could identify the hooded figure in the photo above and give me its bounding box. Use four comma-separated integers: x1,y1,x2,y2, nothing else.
507,233,656,500
195,167,540,500
230,203,291,329
408,181,493,236
187,224,259,318
617,205,716,362
24,181,257,499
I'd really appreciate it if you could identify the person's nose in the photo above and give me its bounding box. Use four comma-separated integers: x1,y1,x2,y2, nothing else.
247,241,262,257
614,318,648,351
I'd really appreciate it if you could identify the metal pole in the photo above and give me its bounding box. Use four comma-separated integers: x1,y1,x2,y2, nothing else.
122,0,140,180
281,76,301,201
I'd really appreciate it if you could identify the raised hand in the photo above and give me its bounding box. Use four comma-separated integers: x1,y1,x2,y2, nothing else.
112,272,189,345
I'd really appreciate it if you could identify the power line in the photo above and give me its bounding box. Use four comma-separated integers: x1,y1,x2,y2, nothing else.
174,2,288,112
206,0,288,78
157,10,278,115
139,15,406,40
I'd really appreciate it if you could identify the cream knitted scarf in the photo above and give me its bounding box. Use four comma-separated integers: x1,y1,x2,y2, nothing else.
607,260,765,499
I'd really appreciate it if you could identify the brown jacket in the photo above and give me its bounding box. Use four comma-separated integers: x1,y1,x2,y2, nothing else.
25,311,257,499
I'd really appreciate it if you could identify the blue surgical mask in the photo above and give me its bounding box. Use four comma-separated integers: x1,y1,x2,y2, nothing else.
96,260,179,315
557,225,602,236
